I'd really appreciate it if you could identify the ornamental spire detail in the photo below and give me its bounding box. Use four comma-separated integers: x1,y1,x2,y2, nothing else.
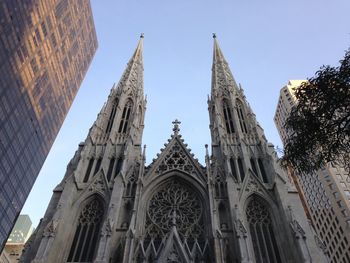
211,35,239,96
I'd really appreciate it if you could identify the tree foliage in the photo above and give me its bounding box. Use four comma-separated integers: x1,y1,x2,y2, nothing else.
282,49,350,174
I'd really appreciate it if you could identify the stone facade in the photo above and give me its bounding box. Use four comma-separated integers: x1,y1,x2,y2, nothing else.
21,36,327,262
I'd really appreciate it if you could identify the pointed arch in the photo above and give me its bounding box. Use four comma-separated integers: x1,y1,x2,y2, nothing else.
106,98,119,134
214,170,227,198
138,172,211,262
236,99,248,133
222,99,235,134
67,196,105,262
118,99,133,133
125,173,137,197
246,196,282,263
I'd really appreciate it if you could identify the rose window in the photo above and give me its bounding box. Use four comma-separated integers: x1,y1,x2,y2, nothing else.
147,179,203,238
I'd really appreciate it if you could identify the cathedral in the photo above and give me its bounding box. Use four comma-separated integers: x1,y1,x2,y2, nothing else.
21,35,327,263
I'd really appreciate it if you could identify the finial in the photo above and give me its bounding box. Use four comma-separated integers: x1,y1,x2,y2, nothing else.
172,119,181,135
140,33,144,38
212,33,216,38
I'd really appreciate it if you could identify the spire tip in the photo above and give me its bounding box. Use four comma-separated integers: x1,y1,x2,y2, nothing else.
140,33,144,38
212,33,216,39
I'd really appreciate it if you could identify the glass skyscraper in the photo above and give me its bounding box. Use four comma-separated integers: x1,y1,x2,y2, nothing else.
0,0,97,249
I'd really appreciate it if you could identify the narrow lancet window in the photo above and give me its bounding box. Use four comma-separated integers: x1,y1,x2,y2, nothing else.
114,158,123,178
236,100,248,133
237,158,245,182
118,100,133,133
125,175,136,197
106,99,118,134
246,197,281,263
258,159,268,183
250,158,258,176
230,158,238,181
223,100,235,134
106,157,115,182
93,158,102,175
83,158,94,183
67,198,104,262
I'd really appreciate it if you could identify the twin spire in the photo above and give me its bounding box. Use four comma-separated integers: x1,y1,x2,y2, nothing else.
117,33,238,105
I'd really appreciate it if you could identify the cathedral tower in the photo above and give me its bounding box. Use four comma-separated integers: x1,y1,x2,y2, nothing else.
21,36,326,263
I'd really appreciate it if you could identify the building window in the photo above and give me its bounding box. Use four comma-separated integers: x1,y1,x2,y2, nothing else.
223,100,235,134
236,100,248,133
106,99,118,134
67,198,104,262
237,158,245,181
106,157,115,182
258,159,268,183
114,158,123,178
93,158,102,175
125,174,137,197
246,197,282,263
83,158,94,183
118,100,133,133
250,158,258,176
230,158,238,181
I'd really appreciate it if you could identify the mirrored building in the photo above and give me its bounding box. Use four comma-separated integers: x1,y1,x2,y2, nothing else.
0,0,97,249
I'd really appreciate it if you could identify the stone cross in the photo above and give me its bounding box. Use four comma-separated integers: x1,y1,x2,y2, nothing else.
172,119,181,135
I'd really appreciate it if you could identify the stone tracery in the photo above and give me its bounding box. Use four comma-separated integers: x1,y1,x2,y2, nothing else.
146,179,203,239
156,142,197,176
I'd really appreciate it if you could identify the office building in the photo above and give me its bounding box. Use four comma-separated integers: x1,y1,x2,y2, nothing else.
0,215,34,263
274,80,350,262
0,0,97,249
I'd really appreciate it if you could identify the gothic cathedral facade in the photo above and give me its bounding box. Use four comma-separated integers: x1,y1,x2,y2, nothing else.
21,36,327,263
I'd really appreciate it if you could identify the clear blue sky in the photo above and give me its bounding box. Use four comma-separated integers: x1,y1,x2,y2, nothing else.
22,0,350,227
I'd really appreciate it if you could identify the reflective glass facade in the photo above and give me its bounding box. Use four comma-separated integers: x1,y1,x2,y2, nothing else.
0,0,97,249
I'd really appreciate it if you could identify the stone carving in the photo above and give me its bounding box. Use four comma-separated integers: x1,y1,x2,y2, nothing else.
146,180,203,239
101,219,112,237
156,142,197,176
314,235,327,253
234,219,247,238
89,173,107,193
43,220,59,238
167,245,181,263
79,199,104,225
245,177,262,193
246,199,270,224
290,219,306,238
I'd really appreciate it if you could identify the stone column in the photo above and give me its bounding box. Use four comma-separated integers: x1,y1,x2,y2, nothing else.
290,219,312,263
31,220,58,263
234,219,252,263
94,219,112,263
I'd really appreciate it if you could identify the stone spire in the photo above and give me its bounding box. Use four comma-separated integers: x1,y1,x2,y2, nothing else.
211,34,239,95
114,33,144,97
89,35,146,144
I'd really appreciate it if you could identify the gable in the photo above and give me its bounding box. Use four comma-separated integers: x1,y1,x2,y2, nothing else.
145,135,206,181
